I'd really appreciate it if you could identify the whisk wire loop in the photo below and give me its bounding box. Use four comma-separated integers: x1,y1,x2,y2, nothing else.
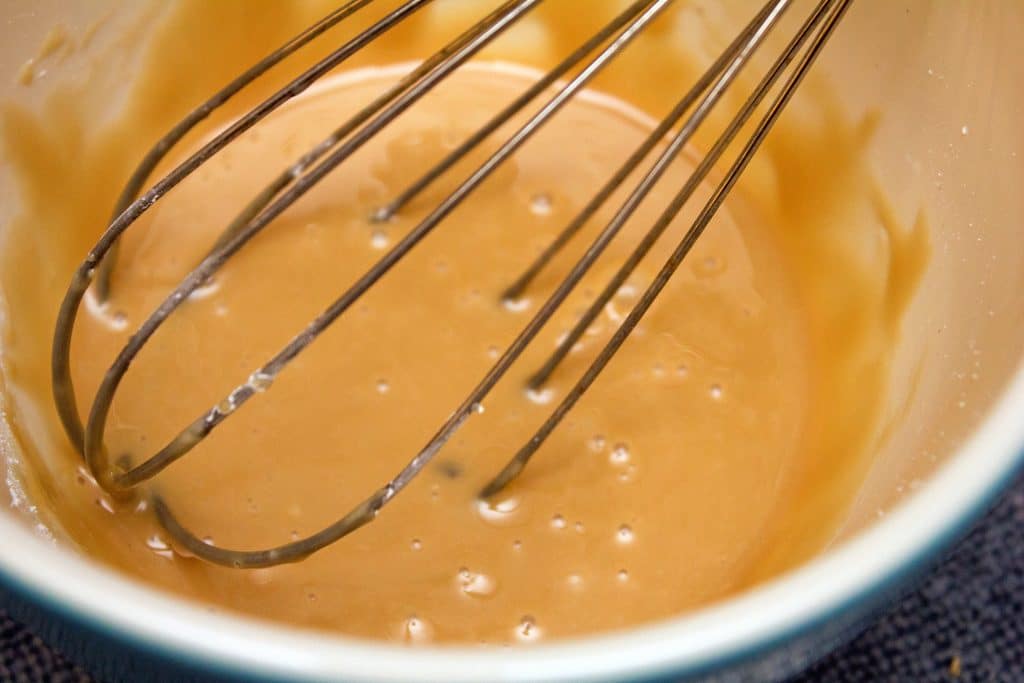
53,0,433,456
52,0,854,567
482,0,854,496
81,0,545,492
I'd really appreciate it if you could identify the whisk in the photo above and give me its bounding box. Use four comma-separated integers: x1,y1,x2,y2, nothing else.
52,0,853,568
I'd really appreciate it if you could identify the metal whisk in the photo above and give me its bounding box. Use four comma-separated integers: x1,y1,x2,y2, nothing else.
52,0,853,568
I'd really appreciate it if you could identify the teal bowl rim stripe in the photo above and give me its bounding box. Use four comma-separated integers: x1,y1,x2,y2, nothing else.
1,447,1020,683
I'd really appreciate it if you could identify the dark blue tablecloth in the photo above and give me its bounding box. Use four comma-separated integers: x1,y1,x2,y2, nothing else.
3,476,1022,682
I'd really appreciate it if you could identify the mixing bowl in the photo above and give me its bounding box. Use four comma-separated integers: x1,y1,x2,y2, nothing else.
1,1,1022,681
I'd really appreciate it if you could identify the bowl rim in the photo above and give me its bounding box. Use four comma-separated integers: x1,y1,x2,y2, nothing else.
1,361,1022,682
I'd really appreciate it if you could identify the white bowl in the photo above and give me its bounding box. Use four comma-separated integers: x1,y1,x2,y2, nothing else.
1,2,1022,680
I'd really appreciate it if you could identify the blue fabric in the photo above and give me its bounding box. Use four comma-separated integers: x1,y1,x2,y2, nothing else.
3,477,1021,683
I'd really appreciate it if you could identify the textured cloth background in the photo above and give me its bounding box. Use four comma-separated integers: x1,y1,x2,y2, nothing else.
2,476,1021,682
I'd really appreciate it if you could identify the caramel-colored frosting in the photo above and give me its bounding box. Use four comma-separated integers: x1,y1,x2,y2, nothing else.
0,0,927,644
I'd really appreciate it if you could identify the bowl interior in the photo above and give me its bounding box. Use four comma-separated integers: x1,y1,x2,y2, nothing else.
0,0,1022,679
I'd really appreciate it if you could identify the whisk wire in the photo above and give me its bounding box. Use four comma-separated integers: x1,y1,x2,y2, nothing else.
211,0,544,256
482,0,853,497
521,0,791,390
372,0,668,223
498,0,783,305
53,0,433,456
151,0,671,568
83,0,545,491
93,0,381,303
88,0,663,500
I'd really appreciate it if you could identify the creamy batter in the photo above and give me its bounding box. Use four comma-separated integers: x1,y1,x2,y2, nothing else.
0,0,928,644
